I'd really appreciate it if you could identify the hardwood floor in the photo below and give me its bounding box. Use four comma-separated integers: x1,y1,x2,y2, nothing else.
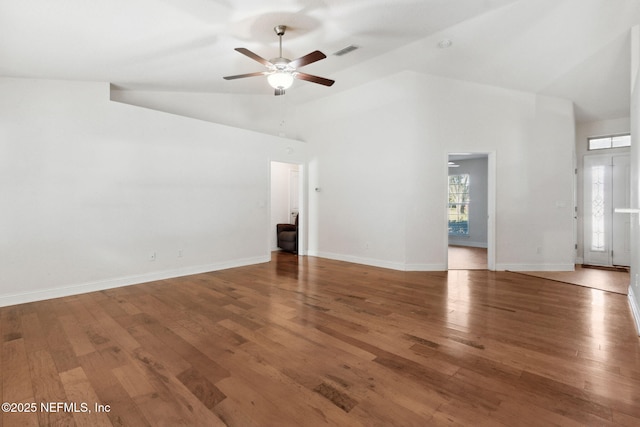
448,245,630,295
2,252,640,426
448,245,487,270
518,265,630,295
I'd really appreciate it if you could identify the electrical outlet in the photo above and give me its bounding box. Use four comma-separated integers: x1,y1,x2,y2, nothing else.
149,252,156,261
178,249,183,258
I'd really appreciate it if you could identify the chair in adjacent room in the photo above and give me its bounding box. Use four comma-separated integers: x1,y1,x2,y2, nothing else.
277,214,298,253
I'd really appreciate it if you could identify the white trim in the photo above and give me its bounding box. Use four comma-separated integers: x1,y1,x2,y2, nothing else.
448,241,488,249
269,159,307,256
0,256,269,308
487,152,497,271
311,255,573,272
498,263,575,272
629,286,640,336
308,251,446,272
404,263,448,271
309,251,405,271
444,151,496,271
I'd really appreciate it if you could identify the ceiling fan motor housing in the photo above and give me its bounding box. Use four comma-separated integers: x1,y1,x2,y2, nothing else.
270,57,292,71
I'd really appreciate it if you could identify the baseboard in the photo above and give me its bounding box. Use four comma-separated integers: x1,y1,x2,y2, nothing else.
582,264,629,272
498,263,575,272
310,251,406,271
448,241,488,249
629,286,640,336
310,253,575,273
308,251,445,271
0,255,270,308
404,263,448,271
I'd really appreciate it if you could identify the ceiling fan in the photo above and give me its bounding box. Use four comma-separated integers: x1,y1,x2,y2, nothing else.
223,25,335,96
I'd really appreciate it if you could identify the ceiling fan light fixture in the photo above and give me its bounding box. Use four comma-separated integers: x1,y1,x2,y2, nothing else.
267,71,294,89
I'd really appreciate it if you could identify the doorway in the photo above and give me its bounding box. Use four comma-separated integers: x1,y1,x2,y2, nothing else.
583,153,630,267
446,153,495,270
270,161,304,255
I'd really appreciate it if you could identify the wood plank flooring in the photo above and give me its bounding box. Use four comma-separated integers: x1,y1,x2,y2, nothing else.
449,245,630,295
518,265,630,295
2,252,640,426
448,245,487,270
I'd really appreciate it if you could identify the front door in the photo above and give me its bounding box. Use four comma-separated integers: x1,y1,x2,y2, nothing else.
583,153,630,267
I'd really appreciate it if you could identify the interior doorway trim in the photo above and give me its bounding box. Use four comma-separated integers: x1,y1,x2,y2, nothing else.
269,160,306,256
445,151,496,270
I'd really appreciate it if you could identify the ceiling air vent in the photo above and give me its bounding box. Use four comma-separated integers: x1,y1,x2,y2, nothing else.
333,45,359,56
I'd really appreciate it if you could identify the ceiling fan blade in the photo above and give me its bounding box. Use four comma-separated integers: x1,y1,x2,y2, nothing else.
289,50,326,69
294,72,335,87
235,48,272,67
223,71,269,80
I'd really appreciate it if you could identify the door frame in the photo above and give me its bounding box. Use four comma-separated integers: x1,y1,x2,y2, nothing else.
582,152,631,267
445,151,496,270
269,160,306,256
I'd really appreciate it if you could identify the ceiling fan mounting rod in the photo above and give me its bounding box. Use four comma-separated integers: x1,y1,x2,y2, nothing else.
274,25,286,57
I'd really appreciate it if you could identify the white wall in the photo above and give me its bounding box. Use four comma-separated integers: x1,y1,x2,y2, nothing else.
0,71,579,305
0,77,306,306
448,157,488,248
303,74,415,270
299,71,576,271
110,89,304,140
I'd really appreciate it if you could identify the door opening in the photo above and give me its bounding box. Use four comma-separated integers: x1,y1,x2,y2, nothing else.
583,153,630,267
270,161,304,256
446,153,495,270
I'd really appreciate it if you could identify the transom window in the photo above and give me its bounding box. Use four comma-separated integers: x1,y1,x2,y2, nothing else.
588,134,631,151
448,174,470,235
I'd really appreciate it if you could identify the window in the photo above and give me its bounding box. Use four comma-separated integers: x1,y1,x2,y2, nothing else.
590,165,606,251
588,134,630,151
448,174,470,235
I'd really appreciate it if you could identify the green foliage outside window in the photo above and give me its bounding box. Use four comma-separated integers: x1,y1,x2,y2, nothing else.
448,174,470,235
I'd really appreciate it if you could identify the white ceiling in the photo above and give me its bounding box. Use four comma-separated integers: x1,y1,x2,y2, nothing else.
1,0,638,123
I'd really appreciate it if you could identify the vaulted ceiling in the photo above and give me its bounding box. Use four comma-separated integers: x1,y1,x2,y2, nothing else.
1,0,638,123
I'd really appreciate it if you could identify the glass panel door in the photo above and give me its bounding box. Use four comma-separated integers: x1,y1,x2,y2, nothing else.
584,155,612,266
583,153,631,267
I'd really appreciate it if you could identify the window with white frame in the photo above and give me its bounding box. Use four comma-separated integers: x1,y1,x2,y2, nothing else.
590,165,606,251
588,134,631,151
448,174,470,235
